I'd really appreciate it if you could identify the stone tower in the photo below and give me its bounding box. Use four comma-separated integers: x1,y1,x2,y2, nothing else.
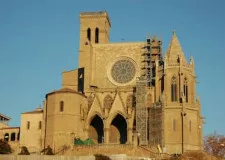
162,31,202,153
78,12,111,91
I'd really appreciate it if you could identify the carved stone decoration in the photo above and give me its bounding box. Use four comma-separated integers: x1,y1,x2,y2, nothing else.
126,94,135,108
87,94,94,110
103,95,113,109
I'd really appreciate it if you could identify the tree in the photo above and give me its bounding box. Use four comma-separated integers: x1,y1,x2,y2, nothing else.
204,131,225,158
0,139,12,154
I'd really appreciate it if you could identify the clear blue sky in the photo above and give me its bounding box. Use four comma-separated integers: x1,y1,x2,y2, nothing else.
0,0,225,136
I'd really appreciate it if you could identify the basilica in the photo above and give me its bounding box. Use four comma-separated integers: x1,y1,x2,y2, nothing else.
0,11,203,154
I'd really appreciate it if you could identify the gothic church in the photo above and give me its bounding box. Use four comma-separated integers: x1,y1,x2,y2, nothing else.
4,11,203,154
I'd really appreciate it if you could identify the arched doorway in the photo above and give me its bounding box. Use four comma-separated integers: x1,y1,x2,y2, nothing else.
89,115,104,144
110,114,127,144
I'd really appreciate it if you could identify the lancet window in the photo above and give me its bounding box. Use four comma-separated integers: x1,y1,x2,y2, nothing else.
184,77,188,103
171,76,177,102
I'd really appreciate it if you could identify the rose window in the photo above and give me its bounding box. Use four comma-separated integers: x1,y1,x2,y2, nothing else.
111,59,136,84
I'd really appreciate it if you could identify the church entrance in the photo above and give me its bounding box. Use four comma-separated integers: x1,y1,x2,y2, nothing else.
109,114,127,144
89,115,104,144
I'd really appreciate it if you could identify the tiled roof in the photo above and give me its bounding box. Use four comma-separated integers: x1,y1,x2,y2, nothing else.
22,109,43,114
46,88,86,98
0,113,11,120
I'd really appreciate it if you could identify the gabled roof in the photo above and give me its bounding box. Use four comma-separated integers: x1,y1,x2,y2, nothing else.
165,31,187,64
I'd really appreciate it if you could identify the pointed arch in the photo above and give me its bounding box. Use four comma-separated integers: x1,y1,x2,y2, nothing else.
87,28,91,41
171,76,177,102
106,111,127,127
88,114,104,144
109,113,127,144
95,27,99,43
184,77,188,103
86,111,103,127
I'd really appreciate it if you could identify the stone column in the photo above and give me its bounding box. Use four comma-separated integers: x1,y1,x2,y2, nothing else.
127,128,133,144
15,132,17,141
84,128,89,139
104,128,109,144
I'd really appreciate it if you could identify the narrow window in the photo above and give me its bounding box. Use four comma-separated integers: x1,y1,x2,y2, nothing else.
184,78,188,103
27,121,30,130
4,133,9,141
87,28,91,41
171,76,177,102
39,121,42,129
173,119,176,131
11,133,15,141
95,27,99,43
60,101,64,112
189,120,192,132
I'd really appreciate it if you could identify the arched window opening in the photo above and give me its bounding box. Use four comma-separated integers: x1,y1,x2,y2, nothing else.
171,76,177,102
173,119,176,132
95,27,99,43
189,120,192,132
27,121,30,130
87,28,91,41
4,133,9,141
60,101,64,112
184,77,188,103
11,133,16,141
39,121,42,129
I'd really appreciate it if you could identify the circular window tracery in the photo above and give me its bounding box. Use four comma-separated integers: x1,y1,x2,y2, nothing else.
109,57,137,86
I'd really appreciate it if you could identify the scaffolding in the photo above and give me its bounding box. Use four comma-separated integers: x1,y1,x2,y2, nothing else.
136,37,152,145
149,102,163,147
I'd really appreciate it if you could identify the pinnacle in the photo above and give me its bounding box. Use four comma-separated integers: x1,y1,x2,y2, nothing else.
165,31,187,64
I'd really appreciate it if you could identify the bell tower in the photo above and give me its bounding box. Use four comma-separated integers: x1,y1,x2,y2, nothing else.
79,11,111,48
78,11,111,92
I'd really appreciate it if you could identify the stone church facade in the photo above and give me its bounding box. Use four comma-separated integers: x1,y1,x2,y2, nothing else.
1,11,203,154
